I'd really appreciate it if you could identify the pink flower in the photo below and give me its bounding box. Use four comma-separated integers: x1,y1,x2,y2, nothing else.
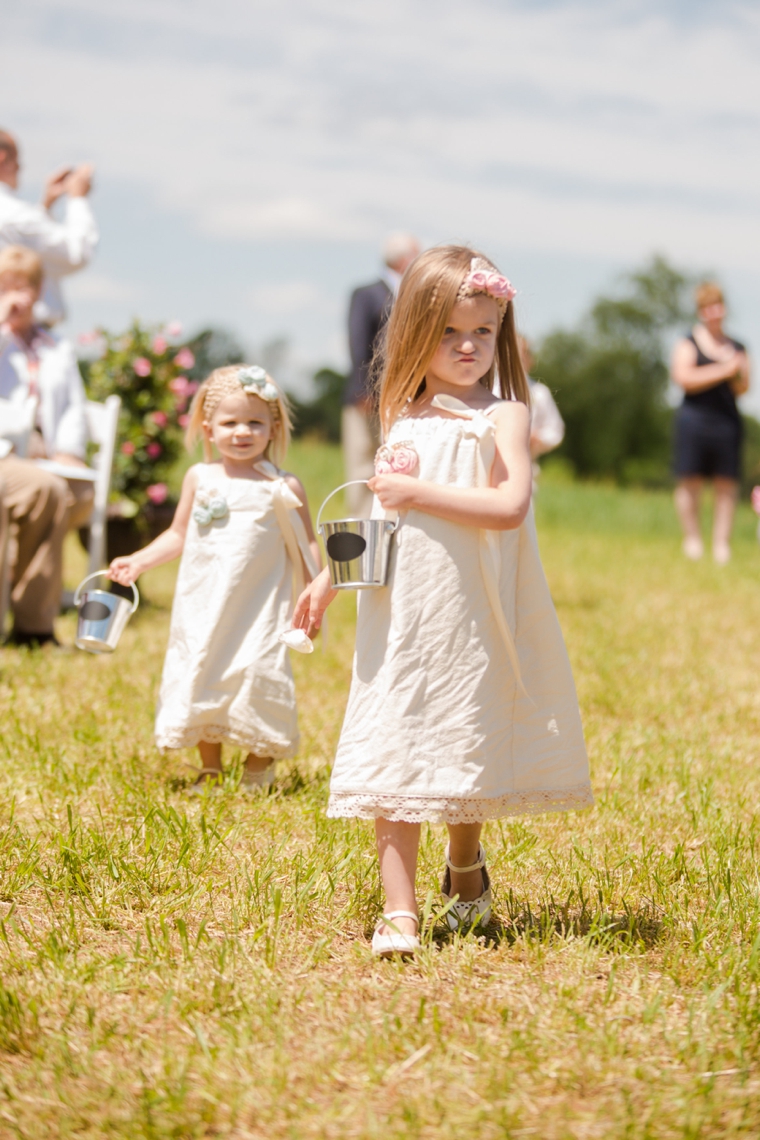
178,414,190,428
752,486,760,516
374,442,418,476
121,441,135,456
133,356,152,377
389,444,418,475
165,320,183,338
169,376,198,398
174,348,195,370
152,335,168,355
463,270,517,302
146,442,162,459
77,330,99,345
151,411,168,428
147,483,168,505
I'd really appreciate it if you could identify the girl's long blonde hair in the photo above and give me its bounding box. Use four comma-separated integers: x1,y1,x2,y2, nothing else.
185,365,292,466
375,244,529,434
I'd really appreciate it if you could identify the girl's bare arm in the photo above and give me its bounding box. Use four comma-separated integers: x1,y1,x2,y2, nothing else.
369,402,533,531
284,473,322,572
108,467,198,586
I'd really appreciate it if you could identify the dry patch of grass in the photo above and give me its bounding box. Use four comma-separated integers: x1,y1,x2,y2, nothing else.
2,456,760,1138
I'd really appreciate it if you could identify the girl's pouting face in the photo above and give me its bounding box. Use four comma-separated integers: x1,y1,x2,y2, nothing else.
427,294,500,391
204,391,273,463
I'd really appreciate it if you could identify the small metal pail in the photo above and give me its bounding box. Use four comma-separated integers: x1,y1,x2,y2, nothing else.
74,571,139,654
317,481,398,590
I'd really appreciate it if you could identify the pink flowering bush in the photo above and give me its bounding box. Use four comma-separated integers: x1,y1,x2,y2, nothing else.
83,319,195,511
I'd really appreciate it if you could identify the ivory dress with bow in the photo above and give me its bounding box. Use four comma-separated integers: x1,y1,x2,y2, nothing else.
155,462,314,757
327,397,593,824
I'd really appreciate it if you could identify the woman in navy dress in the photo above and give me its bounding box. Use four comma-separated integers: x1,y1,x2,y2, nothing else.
671,282,751,564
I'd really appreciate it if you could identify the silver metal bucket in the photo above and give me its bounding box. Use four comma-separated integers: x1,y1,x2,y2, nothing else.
317,481,398,590
74,571,139,654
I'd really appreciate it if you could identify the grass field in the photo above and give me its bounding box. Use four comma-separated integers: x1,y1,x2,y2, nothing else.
2,441,760,1138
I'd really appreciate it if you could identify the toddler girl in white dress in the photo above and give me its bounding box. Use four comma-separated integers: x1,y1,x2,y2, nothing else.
110,365,319,791
294,246,592,955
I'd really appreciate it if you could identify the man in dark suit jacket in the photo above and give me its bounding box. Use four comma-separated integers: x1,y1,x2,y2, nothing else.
343,233,420,516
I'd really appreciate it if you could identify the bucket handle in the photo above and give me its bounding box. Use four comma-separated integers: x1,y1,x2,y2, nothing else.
317,480,398,532
74,571,139,614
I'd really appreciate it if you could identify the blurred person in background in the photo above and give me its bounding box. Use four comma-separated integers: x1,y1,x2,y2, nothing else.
517,334,564,482
0,128,98,326
671,282,751,564
343,232,420,516
0,246,92,646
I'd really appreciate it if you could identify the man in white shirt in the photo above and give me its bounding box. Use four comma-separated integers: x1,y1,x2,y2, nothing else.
517,335,565,476
0,246,92,645
0,129,99,326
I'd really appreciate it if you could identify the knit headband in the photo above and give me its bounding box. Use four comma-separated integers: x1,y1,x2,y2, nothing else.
202,366,282,422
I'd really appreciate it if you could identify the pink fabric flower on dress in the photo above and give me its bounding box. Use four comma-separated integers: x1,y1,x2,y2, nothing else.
752,486,760,516
374,441,419,476
133,357,152,377
152,335,168,355
147,483,168,504
151,411,168,428
174,348,195,370
146,442,162,459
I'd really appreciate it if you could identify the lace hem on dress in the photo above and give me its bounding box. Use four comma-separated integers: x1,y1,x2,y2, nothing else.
156,724,298,759
326,784,594,824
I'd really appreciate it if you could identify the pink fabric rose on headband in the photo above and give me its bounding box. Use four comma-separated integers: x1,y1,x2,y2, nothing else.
375,442,419,476
463,269,517,301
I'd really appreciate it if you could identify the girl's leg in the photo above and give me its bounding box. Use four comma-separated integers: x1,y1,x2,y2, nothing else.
712,477,738,564
192,741,223,787
375,818,420,936
674,477,703,558
244,752,274,774
446,822,485,901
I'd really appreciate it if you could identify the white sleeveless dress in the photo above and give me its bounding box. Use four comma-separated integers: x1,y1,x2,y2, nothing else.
327,397,593,824
155,462,312,758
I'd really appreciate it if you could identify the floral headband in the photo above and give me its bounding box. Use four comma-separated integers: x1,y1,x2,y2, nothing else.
456,257,517,321
201,365,282,421
237,365,280,402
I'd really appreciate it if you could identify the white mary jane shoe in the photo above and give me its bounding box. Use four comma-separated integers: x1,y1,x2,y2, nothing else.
239,764,276,792
371,910,420,958
440,843,492,932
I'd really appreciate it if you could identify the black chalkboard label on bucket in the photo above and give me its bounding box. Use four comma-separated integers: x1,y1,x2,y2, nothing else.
80,600,112,622
326,532,367,563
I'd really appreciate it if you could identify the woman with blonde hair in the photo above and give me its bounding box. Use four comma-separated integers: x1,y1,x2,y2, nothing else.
671,282,751,563
109,365,319,791
294,245,592,956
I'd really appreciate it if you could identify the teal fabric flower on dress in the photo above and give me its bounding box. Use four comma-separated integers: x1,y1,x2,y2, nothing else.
194,488,229,528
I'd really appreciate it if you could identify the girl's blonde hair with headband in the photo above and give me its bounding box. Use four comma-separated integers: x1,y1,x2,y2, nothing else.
185,364,293,466
373,244,528,434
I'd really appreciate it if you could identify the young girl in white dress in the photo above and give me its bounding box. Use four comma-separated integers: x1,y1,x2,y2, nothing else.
109,365,319,791
294,245,593,955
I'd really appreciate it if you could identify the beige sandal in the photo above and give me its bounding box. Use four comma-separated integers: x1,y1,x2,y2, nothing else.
440,843,492,931
183,768,224,796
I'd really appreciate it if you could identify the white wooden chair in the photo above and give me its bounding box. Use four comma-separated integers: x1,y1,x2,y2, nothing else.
82,395,121,574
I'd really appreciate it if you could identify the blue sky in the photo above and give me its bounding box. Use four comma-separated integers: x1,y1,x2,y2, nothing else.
4,0,760,404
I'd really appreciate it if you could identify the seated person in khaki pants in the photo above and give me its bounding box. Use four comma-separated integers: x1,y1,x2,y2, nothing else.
0,245,92,645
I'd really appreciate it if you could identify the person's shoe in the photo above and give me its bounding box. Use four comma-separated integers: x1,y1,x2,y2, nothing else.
239,764,276,792
682,537,704,561
371,911,420,958
440,843,492,932
5,629,60,648
183,768,224,796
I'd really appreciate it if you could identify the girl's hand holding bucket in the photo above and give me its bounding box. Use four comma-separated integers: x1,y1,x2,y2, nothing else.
366,472,419,512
